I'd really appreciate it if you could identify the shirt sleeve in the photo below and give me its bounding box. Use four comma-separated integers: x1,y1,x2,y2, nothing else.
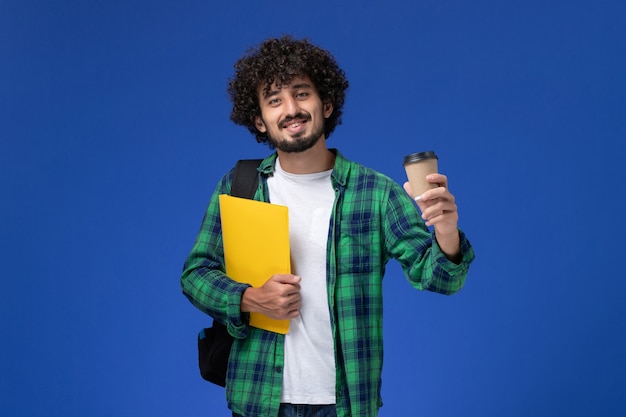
382,180,475,295
180,170,251,338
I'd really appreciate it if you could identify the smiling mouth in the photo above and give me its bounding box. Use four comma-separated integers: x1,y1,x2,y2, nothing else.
281,114,310,130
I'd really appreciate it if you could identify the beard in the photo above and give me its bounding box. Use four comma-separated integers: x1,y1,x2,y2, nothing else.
266,114,325,153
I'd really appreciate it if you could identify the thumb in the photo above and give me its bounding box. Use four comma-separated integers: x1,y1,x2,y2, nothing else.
403,181,413,197
273,274,301,284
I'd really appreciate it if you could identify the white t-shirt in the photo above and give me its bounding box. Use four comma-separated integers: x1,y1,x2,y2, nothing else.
267,158,336,404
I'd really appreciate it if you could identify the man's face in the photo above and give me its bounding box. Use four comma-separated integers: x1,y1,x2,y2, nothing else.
255,75,333,153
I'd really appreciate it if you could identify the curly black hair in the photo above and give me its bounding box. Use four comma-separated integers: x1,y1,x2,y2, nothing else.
227,35,349,145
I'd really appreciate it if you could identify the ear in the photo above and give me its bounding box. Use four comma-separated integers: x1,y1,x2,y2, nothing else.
323,99,334,118
254,116,267,133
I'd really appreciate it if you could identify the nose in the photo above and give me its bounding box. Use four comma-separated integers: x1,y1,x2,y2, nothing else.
283,95,300,116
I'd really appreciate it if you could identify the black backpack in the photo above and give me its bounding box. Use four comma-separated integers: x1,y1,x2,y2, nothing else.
197,159,262,387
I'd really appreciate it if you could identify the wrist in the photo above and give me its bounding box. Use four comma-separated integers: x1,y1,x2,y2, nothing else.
240,287,257,313
435,229,462,263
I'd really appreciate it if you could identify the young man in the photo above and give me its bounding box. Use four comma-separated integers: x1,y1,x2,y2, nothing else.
181,36,475,417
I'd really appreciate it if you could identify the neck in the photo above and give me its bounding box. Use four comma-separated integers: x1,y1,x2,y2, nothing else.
276,138,335,174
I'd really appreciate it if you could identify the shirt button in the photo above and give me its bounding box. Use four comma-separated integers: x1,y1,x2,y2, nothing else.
275,367,282,373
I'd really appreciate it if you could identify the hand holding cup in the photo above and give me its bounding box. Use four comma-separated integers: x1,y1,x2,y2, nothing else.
402,151,461,259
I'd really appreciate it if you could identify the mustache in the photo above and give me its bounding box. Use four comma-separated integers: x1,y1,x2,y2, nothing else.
279,112,311,126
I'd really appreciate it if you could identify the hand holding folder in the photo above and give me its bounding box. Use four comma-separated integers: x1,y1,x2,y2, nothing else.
219,194,291,334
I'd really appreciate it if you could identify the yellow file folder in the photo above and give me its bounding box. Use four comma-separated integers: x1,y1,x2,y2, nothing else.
218,194,291,334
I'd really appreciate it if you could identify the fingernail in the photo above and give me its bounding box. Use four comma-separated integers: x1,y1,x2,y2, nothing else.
414,195,422,202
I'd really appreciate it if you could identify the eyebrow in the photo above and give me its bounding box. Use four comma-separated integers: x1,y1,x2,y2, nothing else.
262,82,314,99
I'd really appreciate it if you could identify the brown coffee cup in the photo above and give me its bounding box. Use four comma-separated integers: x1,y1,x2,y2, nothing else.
403,151,438,200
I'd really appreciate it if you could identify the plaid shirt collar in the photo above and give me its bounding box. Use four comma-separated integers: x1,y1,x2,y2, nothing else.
258,148,350,188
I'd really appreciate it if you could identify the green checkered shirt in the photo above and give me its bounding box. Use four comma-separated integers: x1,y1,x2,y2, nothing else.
181,150,474,417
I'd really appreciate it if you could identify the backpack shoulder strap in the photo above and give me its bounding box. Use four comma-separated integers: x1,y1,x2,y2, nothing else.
230,159,263,199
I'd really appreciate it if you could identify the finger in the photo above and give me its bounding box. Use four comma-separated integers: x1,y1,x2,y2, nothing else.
422,199,457,217
427,173,448,187
288,294,301,309
404,181,427,205
285,309,300,319
403,181,413,196
272,274,301,284
417,185,444,202
423,210,446,226
283,298,302,319
421,185,457,204
421,197,456,218
284,285,301,297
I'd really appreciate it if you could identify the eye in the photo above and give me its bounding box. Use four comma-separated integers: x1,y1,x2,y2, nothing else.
268,97,281,106
295,91,309,99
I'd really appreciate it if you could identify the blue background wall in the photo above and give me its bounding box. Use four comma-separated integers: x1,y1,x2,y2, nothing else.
2,1,625,416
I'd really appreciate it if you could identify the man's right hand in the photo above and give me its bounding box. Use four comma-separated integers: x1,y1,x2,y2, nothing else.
240,274,302,320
